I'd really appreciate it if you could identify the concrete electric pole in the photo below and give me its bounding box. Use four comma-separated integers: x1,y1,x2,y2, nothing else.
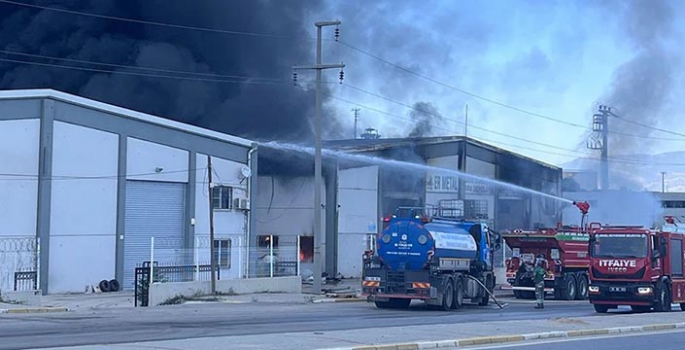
587,105,612,190
352,108,360,139
293,20,345,295
661,171,667,193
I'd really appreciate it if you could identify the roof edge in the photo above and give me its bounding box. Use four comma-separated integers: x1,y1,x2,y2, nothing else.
0,88,254,148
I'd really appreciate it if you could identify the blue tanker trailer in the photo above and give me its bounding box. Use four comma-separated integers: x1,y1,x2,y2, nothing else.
361,205,502,310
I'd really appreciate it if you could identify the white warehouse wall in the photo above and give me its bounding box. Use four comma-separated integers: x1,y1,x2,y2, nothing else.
127,137,188,183
49,121,119,293
195,154,249,279
255,176,326,277
337,166,378,278
0,119,40,292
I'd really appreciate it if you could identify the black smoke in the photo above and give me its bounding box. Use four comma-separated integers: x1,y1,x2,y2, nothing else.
407,101,443,138
0,0,348,142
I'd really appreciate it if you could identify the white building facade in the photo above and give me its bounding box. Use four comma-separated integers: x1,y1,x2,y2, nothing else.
0,89,257,294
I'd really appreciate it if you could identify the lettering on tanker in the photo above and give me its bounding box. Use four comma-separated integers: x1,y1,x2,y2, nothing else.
431,231,477,251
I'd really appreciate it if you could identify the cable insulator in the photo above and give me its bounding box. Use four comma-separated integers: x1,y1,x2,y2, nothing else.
339,68,344,84
335,27,340,42
292,71,298,86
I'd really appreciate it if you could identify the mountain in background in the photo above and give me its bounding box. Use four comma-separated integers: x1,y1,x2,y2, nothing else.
561,151,685,193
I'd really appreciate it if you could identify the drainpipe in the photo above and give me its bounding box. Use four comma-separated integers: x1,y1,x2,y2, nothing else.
245,143,258,278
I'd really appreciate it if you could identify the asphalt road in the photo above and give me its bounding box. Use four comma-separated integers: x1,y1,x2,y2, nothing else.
469,329,685,350
0,298,598,350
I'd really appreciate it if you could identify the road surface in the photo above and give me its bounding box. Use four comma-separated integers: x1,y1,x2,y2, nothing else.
0,298,598,350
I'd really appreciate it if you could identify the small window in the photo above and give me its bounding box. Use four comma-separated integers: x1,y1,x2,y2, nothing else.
213,239,231,268
258,235,278,248
212,186,233,210
299,236,314,263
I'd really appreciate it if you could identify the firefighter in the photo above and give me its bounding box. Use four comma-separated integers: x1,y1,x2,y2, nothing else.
533,259,546,309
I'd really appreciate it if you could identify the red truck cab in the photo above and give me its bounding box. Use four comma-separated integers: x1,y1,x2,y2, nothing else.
588,217,685,313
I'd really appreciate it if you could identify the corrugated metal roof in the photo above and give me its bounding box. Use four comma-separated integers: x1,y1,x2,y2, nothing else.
0,88,254,148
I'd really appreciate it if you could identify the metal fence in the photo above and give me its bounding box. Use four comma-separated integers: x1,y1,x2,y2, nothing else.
0,237,39,293
134,261,218,307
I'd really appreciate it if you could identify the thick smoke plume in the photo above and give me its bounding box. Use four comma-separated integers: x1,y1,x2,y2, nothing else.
0,0,346,141
408,101,443,138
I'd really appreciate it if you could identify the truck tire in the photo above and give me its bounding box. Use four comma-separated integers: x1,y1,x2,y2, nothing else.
593,304,609,313
654,282,671,312
680,303,685,312
575,274,588,300
452,278,464,310
513,290,522,299
561,274,577,300
442,281,454,311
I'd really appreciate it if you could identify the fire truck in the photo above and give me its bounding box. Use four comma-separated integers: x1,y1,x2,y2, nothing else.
588,216,685,313
502,201,592,300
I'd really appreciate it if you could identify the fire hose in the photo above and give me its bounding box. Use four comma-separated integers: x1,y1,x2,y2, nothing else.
464,275,508,309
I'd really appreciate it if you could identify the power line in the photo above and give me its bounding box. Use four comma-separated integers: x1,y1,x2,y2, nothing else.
0,0,310,40
325,93,685,167
0,56,295,86
0,49,287,82
0,168,202,181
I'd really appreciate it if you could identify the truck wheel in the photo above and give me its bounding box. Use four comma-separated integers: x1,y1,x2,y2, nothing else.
594,304,609,313
654,282,671,312
452,278,464,310
561,274,577,300
442,280,454,311
680,303,685,312
513,290,522,299
478,275,493,306
575,274,588,300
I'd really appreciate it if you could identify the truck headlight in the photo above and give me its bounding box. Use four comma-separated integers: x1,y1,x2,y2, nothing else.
637,287,652,294
588,286,600,293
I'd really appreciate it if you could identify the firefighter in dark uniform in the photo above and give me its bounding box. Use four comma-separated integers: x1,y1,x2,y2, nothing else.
533,257,546,309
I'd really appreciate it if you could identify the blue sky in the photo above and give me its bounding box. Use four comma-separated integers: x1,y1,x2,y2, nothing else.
312,0,685,168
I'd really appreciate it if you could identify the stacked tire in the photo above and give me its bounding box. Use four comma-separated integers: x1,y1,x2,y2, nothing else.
99,279,121,292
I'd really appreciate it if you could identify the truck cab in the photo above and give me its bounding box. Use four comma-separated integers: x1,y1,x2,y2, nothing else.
588,217,685,313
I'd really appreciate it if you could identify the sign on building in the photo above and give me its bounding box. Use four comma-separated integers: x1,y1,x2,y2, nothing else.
426,174,459,193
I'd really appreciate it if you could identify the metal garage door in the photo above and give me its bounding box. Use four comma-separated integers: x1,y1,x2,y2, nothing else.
123,180,186,290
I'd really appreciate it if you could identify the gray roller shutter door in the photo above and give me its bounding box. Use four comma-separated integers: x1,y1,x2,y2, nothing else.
123,180,186,290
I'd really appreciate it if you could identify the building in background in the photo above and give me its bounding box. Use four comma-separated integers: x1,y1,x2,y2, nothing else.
563,170,598,191
562,190,685,228
0,89,257,294
256,136,563,280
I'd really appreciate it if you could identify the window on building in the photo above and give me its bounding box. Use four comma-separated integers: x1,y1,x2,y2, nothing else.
299,236,314,262
258,235,279,249
212,186,233,210
662,200,685,208
213,239,231,268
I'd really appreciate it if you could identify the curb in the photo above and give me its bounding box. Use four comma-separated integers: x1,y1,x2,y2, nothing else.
318,322,685,350
313,298,367,304
0,307,70,314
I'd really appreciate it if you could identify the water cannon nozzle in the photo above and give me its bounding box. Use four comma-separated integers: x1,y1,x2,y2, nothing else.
573,201,590,215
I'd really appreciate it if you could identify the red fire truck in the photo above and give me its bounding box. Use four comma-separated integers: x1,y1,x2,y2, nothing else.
588,216,685,313
502,202,592,300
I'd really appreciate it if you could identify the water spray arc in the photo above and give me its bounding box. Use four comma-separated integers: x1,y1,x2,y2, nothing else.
262,141,575,205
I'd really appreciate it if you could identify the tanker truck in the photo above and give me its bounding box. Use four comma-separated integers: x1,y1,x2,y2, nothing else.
361,204,502,310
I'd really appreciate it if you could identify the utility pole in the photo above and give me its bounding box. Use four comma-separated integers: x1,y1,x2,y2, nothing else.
207,155,216,295
352,108,361,139
661,172,667,193
587,105,612,190
293,20,345,295
464,104,468,137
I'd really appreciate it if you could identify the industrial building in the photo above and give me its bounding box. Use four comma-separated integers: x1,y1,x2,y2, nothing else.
256,136,563,279
0,89,257,294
